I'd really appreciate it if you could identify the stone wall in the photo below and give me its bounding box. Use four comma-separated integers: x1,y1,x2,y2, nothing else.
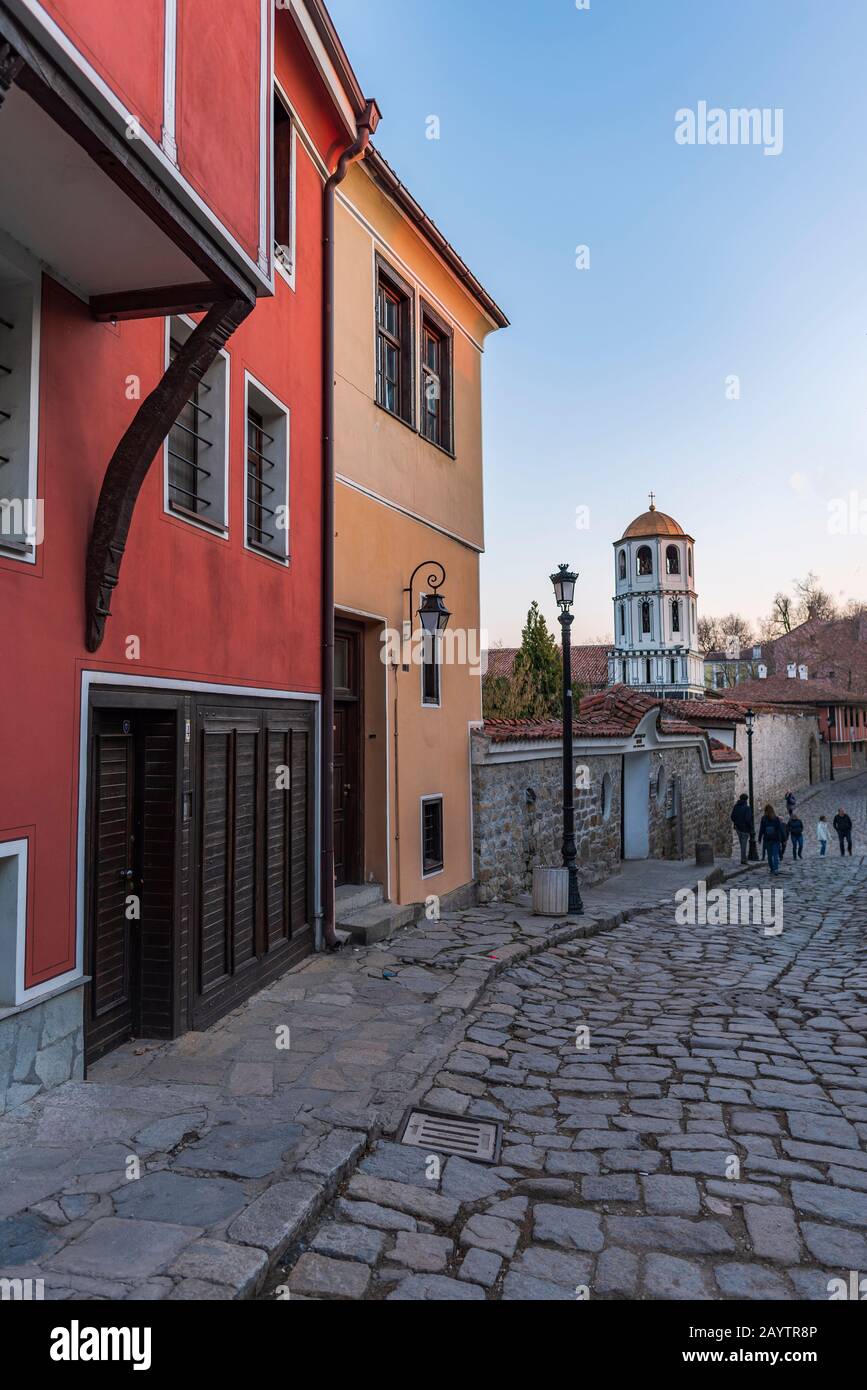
0,986,84,1115
733,711,826,812
472,733,737,903
647,745,736,860
472,744,622,903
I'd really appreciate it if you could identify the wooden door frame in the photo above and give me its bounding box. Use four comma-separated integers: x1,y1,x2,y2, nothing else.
335,618,365,885
85,688,185,1059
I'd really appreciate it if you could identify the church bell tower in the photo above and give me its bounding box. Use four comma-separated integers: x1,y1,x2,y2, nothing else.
608,496,705,699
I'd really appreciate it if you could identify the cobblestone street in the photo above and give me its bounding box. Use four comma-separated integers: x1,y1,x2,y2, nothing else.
273,775,867,1301
1,774,864,1300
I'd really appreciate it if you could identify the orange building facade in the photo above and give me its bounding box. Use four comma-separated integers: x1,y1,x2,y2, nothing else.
332,151,507,921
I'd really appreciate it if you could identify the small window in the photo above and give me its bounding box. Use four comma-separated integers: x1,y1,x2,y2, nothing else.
0,266,39,561
641,600,651,634
619,604,626,637
421,629,441,707
422,796,444,876
636,545,653,576
376,258,414,425
645,658,652,684
670,658,676,683
165,316,229,532
601,773,612,822
666,544,680,575
245,375,289,561
273,92,295,276
672,600,680,633
618,549,627,580
420,303,453,452
688,547,693,576
621,660,627,683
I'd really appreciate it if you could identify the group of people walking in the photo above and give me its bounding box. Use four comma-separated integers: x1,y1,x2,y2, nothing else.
731,789,855,875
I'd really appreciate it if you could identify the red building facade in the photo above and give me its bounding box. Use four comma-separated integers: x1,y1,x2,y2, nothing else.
0,1,375,1103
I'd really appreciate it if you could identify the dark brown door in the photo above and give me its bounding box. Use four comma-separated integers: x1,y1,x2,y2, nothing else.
192,699,315,1030
86,710,177,1064
334,622,363,886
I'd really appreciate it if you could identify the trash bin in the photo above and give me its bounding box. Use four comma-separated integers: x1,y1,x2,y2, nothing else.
532,866,569,916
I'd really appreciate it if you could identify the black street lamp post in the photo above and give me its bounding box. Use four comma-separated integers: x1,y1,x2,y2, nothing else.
745,707,759,861
551,564,584,916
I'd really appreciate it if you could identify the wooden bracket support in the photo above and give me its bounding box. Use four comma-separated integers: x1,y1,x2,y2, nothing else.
84,296,253,651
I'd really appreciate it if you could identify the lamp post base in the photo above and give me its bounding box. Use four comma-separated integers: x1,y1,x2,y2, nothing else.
748,837,759,862
567,866,584,915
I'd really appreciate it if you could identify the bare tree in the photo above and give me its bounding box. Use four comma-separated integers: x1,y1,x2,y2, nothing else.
794,572,837,624
769,592,794,635
697,616,724,654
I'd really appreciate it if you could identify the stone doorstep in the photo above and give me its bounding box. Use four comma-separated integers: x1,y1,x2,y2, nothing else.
338,901,423,947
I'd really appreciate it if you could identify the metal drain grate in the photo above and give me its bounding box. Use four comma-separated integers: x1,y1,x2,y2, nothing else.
399,1108,502,1165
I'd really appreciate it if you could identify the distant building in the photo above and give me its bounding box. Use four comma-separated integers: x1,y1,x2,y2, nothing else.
609,499,705,698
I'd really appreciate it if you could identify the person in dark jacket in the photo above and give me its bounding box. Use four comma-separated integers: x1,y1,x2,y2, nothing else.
731,793,754,864
778,814,790,860
788,814,804,859
758,803,785,874
833,809,853,856
785,791,796,815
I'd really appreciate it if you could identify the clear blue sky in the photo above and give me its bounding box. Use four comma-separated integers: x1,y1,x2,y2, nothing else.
328,0,867,646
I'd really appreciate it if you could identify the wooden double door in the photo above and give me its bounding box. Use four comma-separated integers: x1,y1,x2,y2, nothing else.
85,692,316,1063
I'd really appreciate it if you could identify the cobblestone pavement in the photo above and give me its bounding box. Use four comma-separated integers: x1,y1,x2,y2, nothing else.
272,830,867,1300
1,773,864,1301
0,850,740,1300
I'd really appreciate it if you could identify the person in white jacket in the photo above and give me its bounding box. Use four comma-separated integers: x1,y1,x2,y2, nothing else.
817,815,830,856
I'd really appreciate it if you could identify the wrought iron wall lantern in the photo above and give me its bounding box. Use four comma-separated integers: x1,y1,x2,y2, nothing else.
402,560,450,671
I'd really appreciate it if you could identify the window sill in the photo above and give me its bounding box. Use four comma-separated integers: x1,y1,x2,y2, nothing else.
245,539,290,567
420,432,456,461
375,397,416,436
168,501,228,536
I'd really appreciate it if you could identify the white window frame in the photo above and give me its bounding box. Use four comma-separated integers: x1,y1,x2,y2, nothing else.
420,794,445,879
0,837,29,1007
273,84,297,292
0,238,41,566
162,314,230,537
243,372,290,564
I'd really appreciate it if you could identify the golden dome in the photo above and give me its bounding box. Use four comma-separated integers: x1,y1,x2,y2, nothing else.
621,503,685,540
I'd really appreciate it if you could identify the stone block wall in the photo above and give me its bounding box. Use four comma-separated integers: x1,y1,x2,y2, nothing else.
472,733,737,902
733,712,825,812
0,986,84,1115
472,744,622,904
648,746,736,859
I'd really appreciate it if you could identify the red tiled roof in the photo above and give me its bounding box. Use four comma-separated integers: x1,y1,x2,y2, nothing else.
708,737,741,764
483,645,609,690
719,676,867,707
482,685,741,761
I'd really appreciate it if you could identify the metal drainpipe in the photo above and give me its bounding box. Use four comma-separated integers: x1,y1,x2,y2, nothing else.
320,101,379,950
